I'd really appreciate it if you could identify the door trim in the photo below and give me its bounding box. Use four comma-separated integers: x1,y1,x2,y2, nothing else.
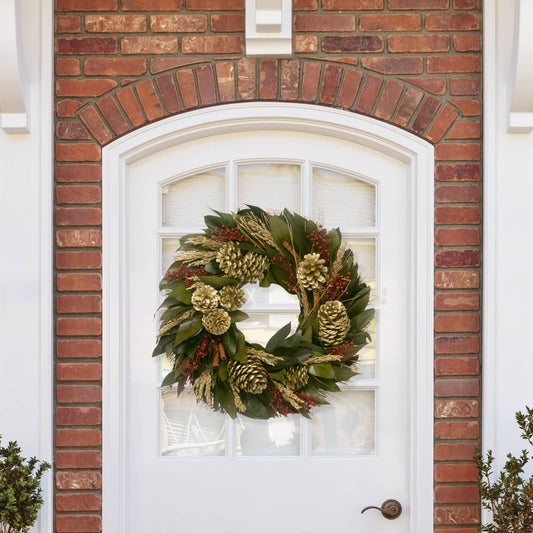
102,102,434,532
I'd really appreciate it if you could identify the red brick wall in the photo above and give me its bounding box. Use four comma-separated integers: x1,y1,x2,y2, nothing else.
54,0,482,531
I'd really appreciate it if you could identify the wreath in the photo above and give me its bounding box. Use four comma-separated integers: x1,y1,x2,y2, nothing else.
153,206,374,420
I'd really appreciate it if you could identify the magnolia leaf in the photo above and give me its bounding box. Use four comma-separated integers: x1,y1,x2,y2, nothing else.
269,216,291,249
161,371,178,387
347,286,371,315
234,329,247,362
174,319,202,345
351,309,375,333
169,283,192,305
218,360,228,381
265,322,292,352
221,328,237,357
308,362,335,379
229,310,249,323
198,275,237,289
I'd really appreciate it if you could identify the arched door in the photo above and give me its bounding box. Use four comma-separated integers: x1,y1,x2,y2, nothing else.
103,104,434,533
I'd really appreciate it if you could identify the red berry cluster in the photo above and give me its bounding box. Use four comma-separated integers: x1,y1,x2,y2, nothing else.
165,264,208,287
211,225,248,242
325,273,351,300
328,340,356,359
267,381,295,417
177,335,216,388
271,253,297,293
309,227,331,263
295,392,319,412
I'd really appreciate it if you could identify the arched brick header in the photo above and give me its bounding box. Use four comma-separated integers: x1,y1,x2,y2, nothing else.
70,58,467,148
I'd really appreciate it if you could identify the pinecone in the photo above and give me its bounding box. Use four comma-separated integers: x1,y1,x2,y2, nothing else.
216,242,267,283
191,283,219,312
318,300,350,346
297,253,328,290
241,252,267,283
283,365,309,391
227,358,268,394
219,286,246,311
202,308,231,335
216,242,242,277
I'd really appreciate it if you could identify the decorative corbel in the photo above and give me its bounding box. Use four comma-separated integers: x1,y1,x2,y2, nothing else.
245,0,292,57
0,0,30,134
508,0,533,133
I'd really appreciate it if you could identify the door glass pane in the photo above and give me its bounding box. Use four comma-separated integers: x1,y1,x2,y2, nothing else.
162,168,225,227
161,237,181,274
353,317,376,381
161,391,226,457
236,415,301,456
344,236,376,303
238,313,298,345
242,282,299,309
312,167,376,227
311,390,375,456
237,163,301,213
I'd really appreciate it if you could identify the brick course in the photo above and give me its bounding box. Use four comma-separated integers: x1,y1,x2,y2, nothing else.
54,0,482,531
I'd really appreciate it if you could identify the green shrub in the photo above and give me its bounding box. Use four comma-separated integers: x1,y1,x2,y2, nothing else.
0,435,51,533
475,406,533,532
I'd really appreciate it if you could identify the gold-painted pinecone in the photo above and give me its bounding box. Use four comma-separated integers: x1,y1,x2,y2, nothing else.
318,300,350,346
227,358,268,394
283,365,309,391
216,242,267,283
191,283,219,312
219,286,246,311
240,252,267,283
297,253,328,290
202,308,231,335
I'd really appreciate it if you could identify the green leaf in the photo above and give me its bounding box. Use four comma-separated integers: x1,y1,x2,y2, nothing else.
204,260,223,275
160,305,186,321
161,371,178,387
333,365,357,381
152,337,169,357
346,286,371,315
327,228,341,264
302,326,313,344
351,308,375,332
240,393,271,419
269,216,291,249
198,275,238,289
174,319,203,346
169,284,192,305
283,330,302,349
308,362,335,379
234,329,247,362
265,322,292,352
229,310,249,323
221,328,237,357
218,360,228,381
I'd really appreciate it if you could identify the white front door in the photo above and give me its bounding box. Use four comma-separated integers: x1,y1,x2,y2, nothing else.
103,104,433,533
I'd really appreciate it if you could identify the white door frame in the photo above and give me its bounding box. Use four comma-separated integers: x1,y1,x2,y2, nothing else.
102,102,434,532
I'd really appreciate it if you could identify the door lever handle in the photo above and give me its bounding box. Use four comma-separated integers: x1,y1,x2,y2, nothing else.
361,499,402,520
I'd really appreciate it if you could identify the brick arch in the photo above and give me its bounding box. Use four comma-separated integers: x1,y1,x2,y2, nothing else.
73,58,465,149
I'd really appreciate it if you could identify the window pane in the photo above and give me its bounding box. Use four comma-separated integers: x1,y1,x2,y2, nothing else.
242,282,299,309
312,167,376,227
344,236,376,303
161,237,181,275
161,391,226,457
237,163,301,213
238,313,298,345
352,317,376,381
162,168,225,227
311,390,375,456
236,415,300,456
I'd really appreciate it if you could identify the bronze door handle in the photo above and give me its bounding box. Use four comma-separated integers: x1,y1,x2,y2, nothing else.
361,499,402,520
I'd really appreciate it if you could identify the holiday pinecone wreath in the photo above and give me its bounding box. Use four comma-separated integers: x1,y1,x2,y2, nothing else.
153,206,374,419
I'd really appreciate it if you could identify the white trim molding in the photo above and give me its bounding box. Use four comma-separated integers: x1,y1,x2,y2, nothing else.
102,102,434,533
245,0,292,57
0,0,30,133
508,0,533,133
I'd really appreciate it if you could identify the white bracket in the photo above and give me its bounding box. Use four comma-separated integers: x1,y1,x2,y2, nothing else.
508,0,533,133
245,0,292,57
0,0,30,134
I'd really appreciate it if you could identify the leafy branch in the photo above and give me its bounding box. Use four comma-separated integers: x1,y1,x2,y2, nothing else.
475,406,533,532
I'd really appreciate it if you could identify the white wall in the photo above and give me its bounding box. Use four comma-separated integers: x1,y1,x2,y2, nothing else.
0,0,53,531
484,0,533,476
